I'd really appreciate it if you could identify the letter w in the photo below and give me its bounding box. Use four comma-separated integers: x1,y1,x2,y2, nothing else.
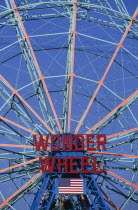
33,135,49,151
39,156,55,173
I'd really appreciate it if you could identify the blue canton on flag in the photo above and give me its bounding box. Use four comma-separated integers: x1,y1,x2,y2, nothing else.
58,178,84,194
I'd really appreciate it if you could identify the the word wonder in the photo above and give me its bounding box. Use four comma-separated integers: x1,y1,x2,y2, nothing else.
33,134,107,151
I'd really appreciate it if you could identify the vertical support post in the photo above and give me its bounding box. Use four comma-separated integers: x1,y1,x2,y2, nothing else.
61,195,65,210
62,0,78,133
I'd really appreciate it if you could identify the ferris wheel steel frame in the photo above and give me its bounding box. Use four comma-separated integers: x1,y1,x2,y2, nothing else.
0,0,138,209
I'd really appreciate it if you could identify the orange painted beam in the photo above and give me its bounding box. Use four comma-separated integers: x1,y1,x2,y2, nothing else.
0,116,37,135
16,92,54,134
87,150,138,158
105,169,138,190
61,195,65,210
75,10,138,134
99,187,120,210
0,75,54,134
0,144,50,150
41,78,62,133
0,157,39,173
81,195,88,210
0,151,48,173
85,90,138,134
106,127,138,140
0,171,41,208
83,127,138,147
67,0,78,133
0,144,34,149
11,0,62,133
2,144,137,159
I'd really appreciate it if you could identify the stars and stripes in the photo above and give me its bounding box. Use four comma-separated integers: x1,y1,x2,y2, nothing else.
58,178,84,194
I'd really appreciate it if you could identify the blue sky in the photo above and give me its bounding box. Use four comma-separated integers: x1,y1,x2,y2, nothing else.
0,0,138,209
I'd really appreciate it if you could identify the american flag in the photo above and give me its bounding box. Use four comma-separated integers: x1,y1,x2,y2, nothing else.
58,179,84,194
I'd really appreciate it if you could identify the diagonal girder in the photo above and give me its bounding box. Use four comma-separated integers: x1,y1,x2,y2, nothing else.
75,9,138,133
31,174,56,210
5,0,62,133
0,172,42,209
86,90,138,134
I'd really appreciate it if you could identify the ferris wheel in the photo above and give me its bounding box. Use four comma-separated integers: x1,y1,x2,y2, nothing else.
0,0,138,209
